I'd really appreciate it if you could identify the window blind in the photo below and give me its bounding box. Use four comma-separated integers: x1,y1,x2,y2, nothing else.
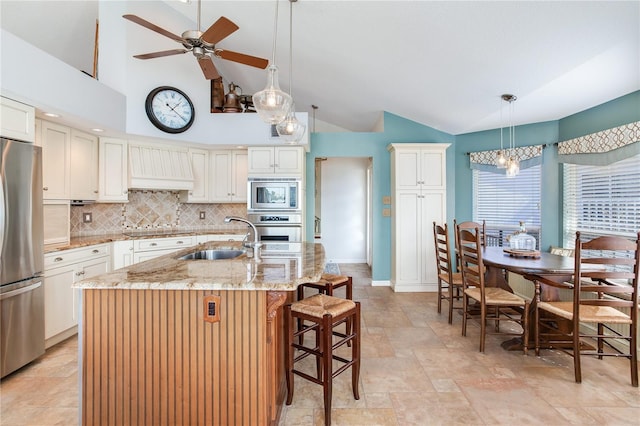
473,165,542,247
563,154,640,247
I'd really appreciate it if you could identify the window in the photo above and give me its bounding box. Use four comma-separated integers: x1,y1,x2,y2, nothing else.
563,154,640,248
473,165,542,247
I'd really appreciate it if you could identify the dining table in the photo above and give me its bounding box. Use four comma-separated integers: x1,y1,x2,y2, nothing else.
480,246,578,350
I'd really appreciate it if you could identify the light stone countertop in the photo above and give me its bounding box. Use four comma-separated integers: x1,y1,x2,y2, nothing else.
73,241,325,291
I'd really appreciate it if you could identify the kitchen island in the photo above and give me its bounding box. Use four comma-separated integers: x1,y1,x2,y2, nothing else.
74,241,325,426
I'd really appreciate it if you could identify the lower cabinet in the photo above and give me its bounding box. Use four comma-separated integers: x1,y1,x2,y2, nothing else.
44,244,111,346
132,236,196,263
112,240,134,270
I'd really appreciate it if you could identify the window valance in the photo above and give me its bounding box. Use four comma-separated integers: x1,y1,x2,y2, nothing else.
558,121,640,165
469,145,543,174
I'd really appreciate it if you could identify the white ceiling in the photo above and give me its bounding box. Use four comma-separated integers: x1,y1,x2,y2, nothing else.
1,1,639,134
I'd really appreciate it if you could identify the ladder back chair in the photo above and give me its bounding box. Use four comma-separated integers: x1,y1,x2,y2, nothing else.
433,222,464,323
534,231,639,387
458,226,530,354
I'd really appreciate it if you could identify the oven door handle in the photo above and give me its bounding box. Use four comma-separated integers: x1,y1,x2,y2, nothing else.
0,281,42,301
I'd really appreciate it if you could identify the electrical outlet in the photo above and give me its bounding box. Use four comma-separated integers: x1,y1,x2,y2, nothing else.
199,211,206,220
83,212,92,223
203,295,220,323
382,208,391,217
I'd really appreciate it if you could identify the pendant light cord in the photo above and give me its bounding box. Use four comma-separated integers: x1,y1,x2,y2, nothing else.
288,0,293,96
270,0,279,64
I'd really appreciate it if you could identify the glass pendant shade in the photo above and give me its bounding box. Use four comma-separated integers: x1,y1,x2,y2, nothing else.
496,150,507,168
253,65,292,124
505,156,520,178
276,104,306,144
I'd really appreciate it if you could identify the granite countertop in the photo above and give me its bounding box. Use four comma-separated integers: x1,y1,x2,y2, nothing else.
73,241,325,291
44,229,246,253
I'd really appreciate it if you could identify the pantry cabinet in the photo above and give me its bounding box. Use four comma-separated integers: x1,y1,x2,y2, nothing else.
0,96,35,142
209,150,248,203
247,146,304,176
98,138,128,202
44,244,111,346
389,143,449,292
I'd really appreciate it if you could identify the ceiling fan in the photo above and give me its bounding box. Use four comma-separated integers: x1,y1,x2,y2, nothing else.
123,0,268,80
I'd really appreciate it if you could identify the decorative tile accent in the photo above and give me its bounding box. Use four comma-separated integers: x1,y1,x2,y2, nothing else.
70,190,249,237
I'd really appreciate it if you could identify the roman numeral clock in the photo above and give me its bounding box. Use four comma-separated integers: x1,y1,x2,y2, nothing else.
145,86,195,133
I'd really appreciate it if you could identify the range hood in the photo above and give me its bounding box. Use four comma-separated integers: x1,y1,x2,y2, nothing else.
128,142,194,191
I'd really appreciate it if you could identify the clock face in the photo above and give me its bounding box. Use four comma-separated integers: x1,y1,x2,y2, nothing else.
145,86,195,133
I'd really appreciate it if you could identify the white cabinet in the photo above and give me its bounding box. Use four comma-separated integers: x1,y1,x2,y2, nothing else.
41,120,71,199
389,143,449,292
0,97,35,142
131,236,196,263
44,244,111,345
180,148,209,203
209,150,248,203
70,129,99,200
112,240,134,269
98,138,128,202
247,146,304,176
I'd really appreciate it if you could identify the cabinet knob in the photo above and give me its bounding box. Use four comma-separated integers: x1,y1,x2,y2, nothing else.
129,247,133,251
123,190,128,195
189,191,193,195
43,187,48,191
54,256,63,262
76,271,85,277
177,241,183,244
92,249,99,254
150,242,157,246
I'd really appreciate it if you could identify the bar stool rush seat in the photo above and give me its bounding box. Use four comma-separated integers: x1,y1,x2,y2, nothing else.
284,294,361,426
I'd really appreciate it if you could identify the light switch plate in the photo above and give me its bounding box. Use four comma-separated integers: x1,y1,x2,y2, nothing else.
382,196,391,205
199,211,206,220
382,208,391,217
83,212,92,223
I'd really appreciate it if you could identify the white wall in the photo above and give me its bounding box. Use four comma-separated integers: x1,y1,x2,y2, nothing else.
320,157,369,263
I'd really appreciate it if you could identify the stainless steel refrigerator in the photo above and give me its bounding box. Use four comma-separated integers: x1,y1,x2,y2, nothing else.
0,137,45,378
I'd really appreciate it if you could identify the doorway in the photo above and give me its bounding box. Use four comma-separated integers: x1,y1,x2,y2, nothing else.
315,157,372,265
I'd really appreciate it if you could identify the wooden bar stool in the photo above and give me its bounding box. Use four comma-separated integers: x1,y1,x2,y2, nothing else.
285,294,361,426
297,273,353,344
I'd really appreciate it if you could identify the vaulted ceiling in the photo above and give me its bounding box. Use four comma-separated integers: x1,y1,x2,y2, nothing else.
2,1,639,134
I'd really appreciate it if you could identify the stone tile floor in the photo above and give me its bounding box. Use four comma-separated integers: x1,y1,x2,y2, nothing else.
1,263,638,425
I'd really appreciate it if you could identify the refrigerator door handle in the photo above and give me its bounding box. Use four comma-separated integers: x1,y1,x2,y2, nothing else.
0,171,5,260
0,281,42,301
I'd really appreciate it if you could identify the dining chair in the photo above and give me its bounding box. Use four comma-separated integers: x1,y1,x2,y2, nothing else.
433,222,464,324
534,231,639,387
458,226,530,354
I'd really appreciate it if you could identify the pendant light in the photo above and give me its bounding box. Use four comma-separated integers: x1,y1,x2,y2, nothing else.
253,0,292,124
502,94,520,178
495,96,507,168
276,0,306,144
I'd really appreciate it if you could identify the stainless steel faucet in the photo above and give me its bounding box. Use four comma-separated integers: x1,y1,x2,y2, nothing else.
224,216,262,255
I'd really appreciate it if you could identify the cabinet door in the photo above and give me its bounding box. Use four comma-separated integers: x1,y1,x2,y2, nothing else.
210,150,232,202
70,130,99,200
41,121,70,199
133,248,180,264
231,150,248,202
247,147,276,174
395,191,422,284
44,265,76,339
0,97,35,143
181,148,209,202
112,240,134,269
98,138,128,202
274,147,303,175
395,149,421,190
420,149,446,189
421,191,445,284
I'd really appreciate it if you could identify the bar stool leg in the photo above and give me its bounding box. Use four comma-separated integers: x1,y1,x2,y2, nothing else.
322,313,332,426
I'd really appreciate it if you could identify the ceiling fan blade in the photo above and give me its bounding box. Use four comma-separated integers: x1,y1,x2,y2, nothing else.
215,49,269,69
201,16,239,45
134,49,188,60
197,57,220,80
123,14,185,43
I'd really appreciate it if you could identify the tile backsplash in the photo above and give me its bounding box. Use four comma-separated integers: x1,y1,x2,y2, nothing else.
70,190,247,237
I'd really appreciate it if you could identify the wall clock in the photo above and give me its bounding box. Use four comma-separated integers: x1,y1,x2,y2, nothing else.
145,86,195,133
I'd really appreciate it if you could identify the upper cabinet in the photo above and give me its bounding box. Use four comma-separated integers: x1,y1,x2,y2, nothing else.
393,144,447,191
208,150,248,203
247,146,304,177
70,130,99,200
98,138,128,202
179,148,209,203
0,97,35,142
40,120,71,200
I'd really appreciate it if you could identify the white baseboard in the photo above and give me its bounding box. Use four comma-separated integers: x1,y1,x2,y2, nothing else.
325,258,368,264
390,283,438,292
371,280,390,287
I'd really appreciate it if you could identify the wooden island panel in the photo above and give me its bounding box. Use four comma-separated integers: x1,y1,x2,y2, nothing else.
82,288,290,426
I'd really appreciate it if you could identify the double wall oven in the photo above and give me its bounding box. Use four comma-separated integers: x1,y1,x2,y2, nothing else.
247,178,302,243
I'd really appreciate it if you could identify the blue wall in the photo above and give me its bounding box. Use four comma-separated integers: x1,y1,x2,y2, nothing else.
306,112,453,281
309,90,640,281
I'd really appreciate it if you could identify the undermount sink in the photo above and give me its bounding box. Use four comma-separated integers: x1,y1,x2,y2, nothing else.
178,249,246,260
